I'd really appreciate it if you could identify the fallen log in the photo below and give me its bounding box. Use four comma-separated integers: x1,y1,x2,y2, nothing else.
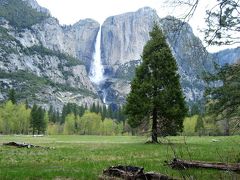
102,165,176,180
168,158,240,172
3,142,41,148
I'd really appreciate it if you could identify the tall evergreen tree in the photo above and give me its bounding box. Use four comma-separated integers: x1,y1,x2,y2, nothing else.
101,105,107,120
36,107,44,134
125,23,187,143
8,88,16,104
25,99,29,109
90,102,96,113
30,103,38,135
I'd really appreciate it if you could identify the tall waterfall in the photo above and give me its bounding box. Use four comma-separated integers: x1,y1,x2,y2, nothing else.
89,27,104,84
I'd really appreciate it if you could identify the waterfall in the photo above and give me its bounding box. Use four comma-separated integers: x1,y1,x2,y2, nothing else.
89,27,104,84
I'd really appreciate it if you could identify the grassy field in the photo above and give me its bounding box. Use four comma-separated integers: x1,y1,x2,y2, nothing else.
0,135,239,179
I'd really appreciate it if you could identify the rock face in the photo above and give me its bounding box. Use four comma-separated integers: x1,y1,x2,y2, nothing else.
100,8,215,107
212,47,240,66
0,0,100,110
160,16,215,103
0,1,239,111
22,0,50,15
14,17,99,71
101,7,158,67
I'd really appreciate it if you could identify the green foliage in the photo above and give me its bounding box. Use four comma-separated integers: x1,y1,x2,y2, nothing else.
63,113,76,135
205,63,240,135
125,23,187,142
183,115,198,135
89,103,126,122
101,118,123,135
0,101,30,134
8,88,16,104
47,122,63,135
0,100,125,136
0,0,49,29
30,104,46,134
61,103,85,124
195,116,205,136
79,111,102,135
61,110,124,136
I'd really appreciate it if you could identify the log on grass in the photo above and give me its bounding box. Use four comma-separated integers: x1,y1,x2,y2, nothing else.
3,142,41,148
168,158,240,172
102,165,176,180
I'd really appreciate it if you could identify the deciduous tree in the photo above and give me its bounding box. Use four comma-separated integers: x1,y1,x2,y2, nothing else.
205,63,240,135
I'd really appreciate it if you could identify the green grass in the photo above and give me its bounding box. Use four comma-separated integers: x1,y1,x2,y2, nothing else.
0,135,239,179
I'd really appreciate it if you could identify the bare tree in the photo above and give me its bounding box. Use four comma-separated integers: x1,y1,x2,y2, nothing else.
165,0,240,46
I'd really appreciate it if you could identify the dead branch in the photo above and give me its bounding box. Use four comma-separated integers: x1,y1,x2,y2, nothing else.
168,158,240,172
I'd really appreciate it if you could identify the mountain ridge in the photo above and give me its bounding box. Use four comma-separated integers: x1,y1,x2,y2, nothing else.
0,0,239,111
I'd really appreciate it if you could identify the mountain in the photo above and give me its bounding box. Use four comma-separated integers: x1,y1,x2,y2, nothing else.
100,8,215,108
212,47,240,66
0,0,101,110
0,0,239,111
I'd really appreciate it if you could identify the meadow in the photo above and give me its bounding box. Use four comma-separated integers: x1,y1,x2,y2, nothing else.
0,135,239,179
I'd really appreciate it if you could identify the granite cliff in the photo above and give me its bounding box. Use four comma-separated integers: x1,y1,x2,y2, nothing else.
0,0,239,111
100,8,216,108
0,0,100,110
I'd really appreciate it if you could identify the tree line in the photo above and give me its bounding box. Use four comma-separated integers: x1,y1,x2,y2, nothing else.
0,91,126,135
48,102,126,124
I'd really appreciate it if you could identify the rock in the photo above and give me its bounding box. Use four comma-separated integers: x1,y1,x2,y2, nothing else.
100,8,215,107
212,47,240,66
0,0,101,110
0,2,239,111
101,7,158,66
31,18,99,70
22,0,50,15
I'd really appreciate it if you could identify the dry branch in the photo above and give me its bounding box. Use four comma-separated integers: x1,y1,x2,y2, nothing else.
168,158,240,172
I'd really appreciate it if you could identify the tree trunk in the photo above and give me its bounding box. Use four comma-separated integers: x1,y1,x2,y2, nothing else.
168,158,240,172
151,107,158,143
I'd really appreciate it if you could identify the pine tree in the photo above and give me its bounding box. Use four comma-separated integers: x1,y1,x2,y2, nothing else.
90,102,96,113
61,104,68,124
36,107,44,134
30,104,38,135
101,105,107,120
48,105,54,122
25,99,29,109
8,88,16,104
125,23,187,143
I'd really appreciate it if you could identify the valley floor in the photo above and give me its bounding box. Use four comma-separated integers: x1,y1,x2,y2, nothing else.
0,135,239,179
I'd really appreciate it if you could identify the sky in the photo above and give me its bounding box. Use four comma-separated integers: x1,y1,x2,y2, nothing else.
36,0,237,52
